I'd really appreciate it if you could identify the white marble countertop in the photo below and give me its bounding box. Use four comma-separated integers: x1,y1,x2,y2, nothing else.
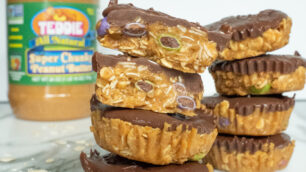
0,101,306,172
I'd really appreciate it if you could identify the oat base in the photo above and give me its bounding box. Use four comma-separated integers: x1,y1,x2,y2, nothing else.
211,66,305,96
91,111,218,165
206,141,295,172
212,100,293,136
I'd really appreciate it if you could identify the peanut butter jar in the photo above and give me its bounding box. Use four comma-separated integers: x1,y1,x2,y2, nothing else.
7,0,99,121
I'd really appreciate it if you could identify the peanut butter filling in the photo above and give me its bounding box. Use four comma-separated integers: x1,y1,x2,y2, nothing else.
9,84,94,121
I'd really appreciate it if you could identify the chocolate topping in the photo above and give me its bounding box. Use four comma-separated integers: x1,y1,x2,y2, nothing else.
91,96,216,134
102,3,206,30
209,54,306,75
215,133,291,154
205,9,288,50
207,31,231,51
80,150,210,172
201,95,295,116
92,52,203,93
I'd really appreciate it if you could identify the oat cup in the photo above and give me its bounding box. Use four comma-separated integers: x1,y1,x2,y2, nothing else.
92,52,204,117
209,53,306,96
90,96,218,165
202,95,295,136
96,1,218,73
205,133,295,172
80,150,214,172
206,9,292,61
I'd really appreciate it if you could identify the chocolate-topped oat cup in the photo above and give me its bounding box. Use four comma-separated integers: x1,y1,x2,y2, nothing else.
80,150,214,172
90,95,218,165
205,133,295,172
96,0,218,73
202,95,295,136
93,52,204,117
209,53,306,96
206,9,292,61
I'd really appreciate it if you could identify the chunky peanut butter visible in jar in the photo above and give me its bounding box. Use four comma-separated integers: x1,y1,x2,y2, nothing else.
7,0,99,121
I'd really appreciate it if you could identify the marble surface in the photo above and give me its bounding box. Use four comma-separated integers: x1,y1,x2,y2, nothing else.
0,101,306,172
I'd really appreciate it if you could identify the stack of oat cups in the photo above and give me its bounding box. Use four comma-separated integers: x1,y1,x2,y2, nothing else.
202,9,306,172
80,1,221,171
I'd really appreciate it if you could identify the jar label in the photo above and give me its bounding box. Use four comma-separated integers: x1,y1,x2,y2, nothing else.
7,2,97,85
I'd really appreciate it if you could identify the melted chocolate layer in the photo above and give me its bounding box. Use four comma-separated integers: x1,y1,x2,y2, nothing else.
92,52,203,93
80,150,209,172
215,133,291,154
201,95,295,116
103,3,205,30
209,54,306,75
91,96,216,134
205,9,288,50
102,3,229,50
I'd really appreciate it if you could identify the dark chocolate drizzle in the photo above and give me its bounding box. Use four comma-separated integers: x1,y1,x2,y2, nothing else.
102,3,207,31
80,150,210,172
92,52,203,93
215,133,291,154
91,96,216,134
201,95,295,116
209,54,306,75
205,9,288,50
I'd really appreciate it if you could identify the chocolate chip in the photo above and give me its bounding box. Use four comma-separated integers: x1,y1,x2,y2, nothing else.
135,81,153,92
97,17,109,37
123,23,147,37
173,82,186,95
160,36,180,49
177,96,196,110
219,117,230,128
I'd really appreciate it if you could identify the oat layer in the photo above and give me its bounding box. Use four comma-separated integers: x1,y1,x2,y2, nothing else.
91,110,218,165
205,134,295,172
211,66,305,96
210,100,293,136
98,22,218,73
93,53,204,116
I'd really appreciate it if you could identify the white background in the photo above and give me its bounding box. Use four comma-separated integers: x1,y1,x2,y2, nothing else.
0,0,305,101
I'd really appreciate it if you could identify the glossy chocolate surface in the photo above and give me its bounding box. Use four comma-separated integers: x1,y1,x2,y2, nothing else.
91,96,216,134
209,54,306,75
206,9,288,50
215,133,291,154
80,150,210,172
202,95,295,116
103,3,205,30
